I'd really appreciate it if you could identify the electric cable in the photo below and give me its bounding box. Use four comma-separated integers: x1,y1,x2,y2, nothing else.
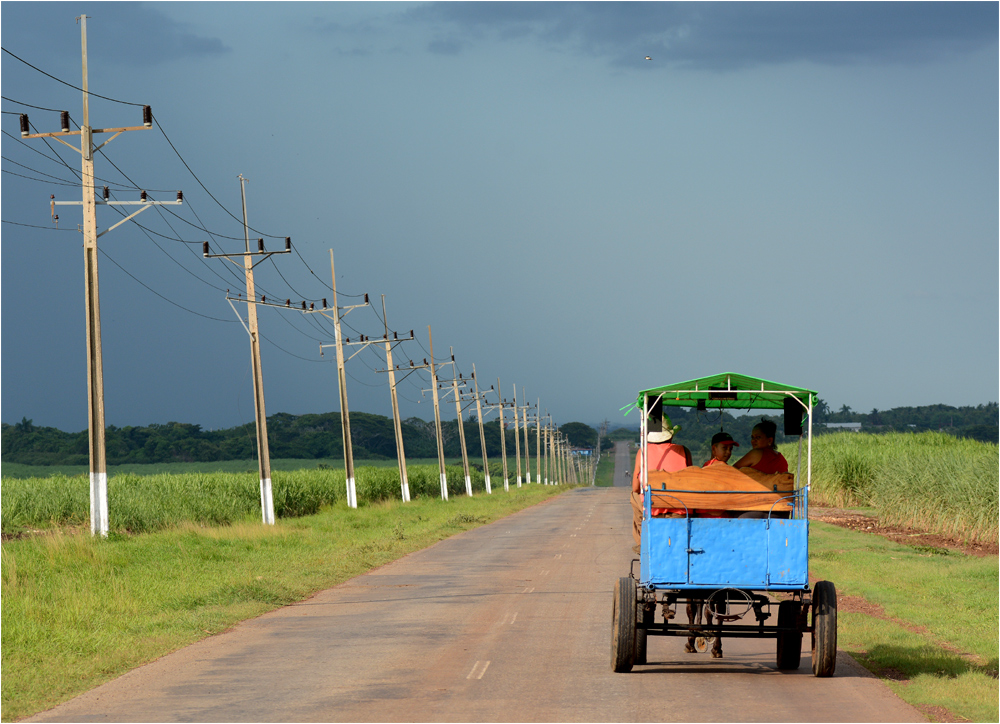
1,47,145,106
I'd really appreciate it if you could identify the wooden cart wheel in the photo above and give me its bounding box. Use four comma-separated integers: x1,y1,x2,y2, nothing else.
611,577,636,672
811,581,838,677
635,602,651,665
776,599,802,670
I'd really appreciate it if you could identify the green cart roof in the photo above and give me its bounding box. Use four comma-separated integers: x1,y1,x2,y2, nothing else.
631,372,817,413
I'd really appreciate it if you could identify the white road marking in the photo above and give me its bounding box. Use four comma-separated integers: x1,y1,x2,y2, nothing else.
554,554,562,559
541,569,550,575
467,660,491,679
522,586,534,593
509,612,518,624
570,534,577,538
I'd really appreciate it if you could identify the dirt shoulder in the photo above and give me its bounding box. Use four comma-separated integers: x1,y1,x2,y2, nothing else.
809,504,998,558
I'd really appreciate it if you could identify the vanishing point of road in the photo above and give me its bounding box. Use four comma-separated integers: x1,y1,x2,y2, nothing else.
29,443,922,722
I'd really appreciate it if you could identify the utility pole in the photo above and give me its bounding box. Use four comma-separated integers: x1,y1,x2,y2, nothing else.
497,380,509,491
21,17,182,535
428,327,448,500
448,350,473,496
512,385,522,487
306,251,369,508
471,366,492,494
543,415,551,485
521,388,532,483
204,176,291,525
536,400,542,486
373,296,417,502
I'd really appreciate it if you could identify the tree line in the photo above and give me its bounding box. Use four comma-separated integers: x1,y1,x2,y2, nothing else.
1,413,602,467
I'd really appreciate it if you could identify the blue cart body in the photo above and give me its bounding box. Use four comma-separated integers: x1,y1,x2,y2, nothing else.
639,514,809,591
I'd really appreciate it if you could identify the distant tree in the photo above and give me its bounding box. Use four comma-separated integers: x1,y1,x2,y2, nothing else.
839,404,853,416
560,422,597,448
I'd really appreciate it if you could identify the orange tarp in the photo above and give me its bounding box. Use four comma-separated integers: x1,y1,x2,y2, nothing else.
647,465,795,512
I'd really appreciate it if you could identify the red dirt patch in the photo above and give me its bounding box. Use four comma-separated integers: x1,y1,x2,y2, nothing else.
809,505,998,558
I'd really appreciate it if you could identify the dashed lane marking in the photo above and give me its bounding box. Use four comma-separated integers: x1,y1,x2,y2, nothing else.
467,661,491,679
522,587,534,593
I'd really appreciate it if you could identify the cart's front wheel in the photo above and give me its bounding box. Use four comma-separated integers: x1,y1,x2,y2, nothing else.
611,577,636,672
776,599,802,670
811,581,837,677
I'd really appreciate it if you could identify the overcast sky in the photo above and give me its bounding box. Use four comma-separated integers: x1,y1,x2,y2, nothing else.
2,1,997,434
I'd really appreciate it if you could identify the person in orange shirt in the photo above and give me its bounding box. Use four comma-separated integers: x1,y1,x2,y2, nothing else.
702,431,739,467
631,417,692,552
733,420,788,473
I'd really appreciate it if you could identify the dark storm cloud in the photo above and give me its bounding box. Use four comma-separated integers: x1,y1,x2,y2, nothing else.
406,2,999,70
1,3,228,66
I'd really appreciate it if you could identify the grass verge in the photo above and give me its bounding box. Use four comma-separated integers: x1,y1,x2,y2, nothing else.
809,521,998,722
1,485,564,721
594,452,615,487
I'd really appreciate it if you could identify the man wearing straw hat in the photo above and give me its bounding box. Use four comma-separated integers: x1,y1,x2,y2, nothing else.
630,415,692,553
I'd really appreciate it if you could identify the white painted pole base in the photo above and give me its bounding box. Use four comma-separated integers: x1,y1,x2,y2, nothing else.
347,477,357,508
504,478,509,493
516,475,522,488
90,472,108,537
260,477,275,525
485,474,492,494
526,472,532,484
465,475,473,496
545,476,549,485
440,473,449,501
401,482,411,503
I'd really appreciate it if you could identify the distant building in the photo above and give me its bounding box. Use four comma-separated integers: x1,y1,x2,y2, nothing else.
823,422,862,431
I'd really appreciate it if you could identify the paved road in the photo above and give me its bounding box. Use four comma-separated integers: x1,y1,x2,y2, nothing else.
30,487,923,723
613,440,632,488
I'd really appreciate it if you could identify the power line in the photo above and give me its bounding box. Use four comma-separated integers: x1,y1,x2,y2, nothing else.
2,95,70,112
1,219,76,231
1,47,144,106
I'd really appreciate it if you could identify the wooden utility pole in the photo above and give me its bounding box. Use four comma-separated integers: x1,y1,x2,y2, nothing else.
21,16,182,535
205,178,292,524
331,251,356,507
536,400,542,486
471,366,491,494
428,327,448,500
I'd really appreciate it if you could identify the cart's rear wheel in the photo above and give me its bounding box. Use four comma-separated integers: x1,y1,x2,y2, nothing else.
776,599,802,670
811,581,837,677
635,602,651,665
611,577,636,672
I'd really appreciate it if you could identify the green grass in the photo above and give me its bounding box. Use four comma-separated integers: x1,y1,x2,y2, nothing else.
1,464,517,535
0,458,466,479
783,431,998,544
809,521,998,722
594,453,615,487
1,486,564,721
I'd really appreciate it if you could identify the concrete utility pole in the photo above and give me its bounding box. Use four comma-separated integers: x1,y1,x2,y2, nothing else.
205,176,291,525
448,350,473,496
497,379,510,491
377,296,416,502
428,327,449,500
512,385,522,487
543,415,551,485
521,388,532,483
20,16,182,536
308,251,369,508
535,400,542,486
471,366,492,494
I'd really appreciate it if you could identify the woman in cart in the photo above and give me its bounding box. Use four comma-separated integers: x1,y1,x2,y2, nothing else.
630,416,692,553
733,420,788,473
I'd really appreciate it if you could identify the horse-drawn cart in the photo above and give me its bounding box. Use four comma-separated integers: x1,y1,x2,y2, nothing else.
612,373,838,676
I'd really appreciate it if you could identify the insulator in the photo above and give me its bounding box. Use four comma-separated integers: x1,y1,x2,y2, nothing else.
262,296,266,303
423,358,428,365
410,361,414,367
364,293,369,304
393,332,398,340
395,364,399,370
258,239,264,252
177,190,183,203
302,301,307,310
140,190,147,202
60,111,70,133
409,330,414,339
285,237,291,251
19,114,29,136
383,334,388,340
202,242,209,256
285,299,290,306
310,303,314,311
142,105,152,127
459,373,463,379
346,337,351,343
103,186,110,201
322,298,327,309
